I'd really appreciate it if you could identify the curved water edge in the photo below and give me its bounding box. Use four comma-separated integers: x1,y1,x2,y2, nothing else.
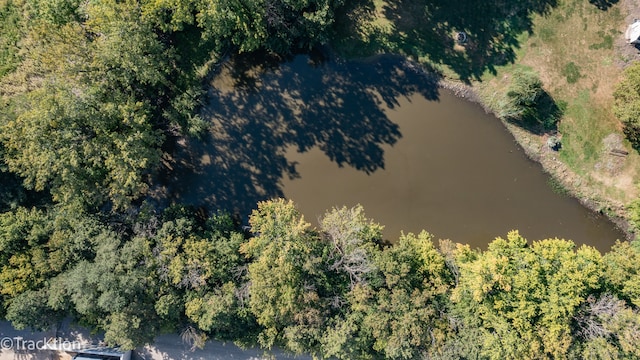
155,52,629,251
394,53,633,241
349,55,632,245
351,54,632,245
433,71,634,242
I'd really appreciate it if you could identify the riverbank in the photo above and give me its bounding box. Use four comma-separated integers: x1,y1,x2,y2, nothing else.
485,89,635,241
331,0,640,242
403,57,635,240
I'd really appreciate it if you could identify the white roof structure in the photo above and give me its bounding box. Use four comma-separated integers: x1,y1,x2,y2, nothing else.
626,20,640,44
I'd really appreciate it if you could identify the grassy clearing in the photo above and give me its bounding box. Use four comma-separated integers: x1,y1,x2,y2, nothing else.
559,91,608,172
504,0,640,205
332,0,640,213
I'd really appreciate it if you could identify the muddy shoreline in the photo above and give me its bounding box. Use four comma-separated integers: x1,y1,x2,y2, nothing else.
184,50,634,244
428,69,635,242
398,56,634,241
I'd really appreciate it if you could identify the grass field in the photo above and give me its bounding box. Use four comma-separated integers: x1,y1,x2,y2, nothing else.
490,0,640,209
332,0,640,226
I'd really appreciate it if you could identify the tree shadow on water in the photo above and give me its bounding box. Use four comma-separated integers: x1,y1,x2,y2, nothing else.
383,0,558,82
156,53,440,218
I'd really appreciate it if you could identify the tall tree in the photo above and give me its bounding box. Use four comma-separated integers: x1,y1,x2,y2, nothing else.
614,62,640,149
150,206,257,342
54,235,159,349
322,231,453,359
320,204,383,290
0,0,174,209
196,0,344,53
0,205,103,300
0,0,24,77
603,240,640,307
0,204,116,331
452,231,603,359
241,199,331,354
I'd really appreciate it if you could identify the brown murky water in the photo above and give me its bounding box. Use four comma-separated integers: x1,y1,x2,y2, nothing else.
281,91,626,249
165,54,626,250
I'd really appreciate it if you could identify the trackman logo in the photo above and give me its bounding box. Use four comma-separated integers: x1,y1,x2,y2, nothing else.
1,337,85,351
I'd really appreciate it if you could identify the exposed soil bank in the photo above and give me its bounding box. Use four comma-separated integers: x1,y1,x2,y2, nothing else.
382,55,634,242
414,64,636,242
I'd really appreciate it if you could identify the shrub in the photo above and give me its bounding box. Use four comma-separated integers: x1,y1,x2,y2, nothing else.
498,69,562,131
500,69,544,119
613,62,640,149
562,62,582,84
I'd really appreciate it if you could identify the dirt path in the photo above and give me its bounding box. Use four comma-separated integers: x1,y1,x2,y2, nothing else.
0,322,308,360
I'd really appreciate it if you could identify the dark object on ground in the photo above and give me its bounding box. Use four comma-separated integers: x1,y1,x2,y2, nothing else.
610,149,629,157
547,136,562,151
456,32,468,44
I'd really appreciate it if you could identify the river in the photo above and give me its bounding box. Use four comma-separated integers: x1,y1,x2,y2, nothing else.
161,53,626,250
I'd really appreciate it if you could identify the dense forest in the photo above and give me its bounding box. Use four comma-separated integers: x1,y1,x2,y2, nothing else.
1,199,640,358
1,0,640,358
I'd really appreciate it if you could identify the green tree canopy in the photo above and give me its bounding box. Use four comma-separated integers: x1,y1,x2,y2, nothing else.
0,1,24,77
241,199,331,354
53,235,159,349
323,231,453,360
0,205,106,300
452,231,603,359
195,0,343,53
614,62,640,149
0,4,167,209
150,206,257,342
603,240,640,307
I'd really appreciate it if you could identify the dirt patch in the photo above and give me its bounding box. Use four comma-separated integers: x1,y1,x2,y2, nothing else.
595,133,628,176
592,167,637,195
591,133,638,199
